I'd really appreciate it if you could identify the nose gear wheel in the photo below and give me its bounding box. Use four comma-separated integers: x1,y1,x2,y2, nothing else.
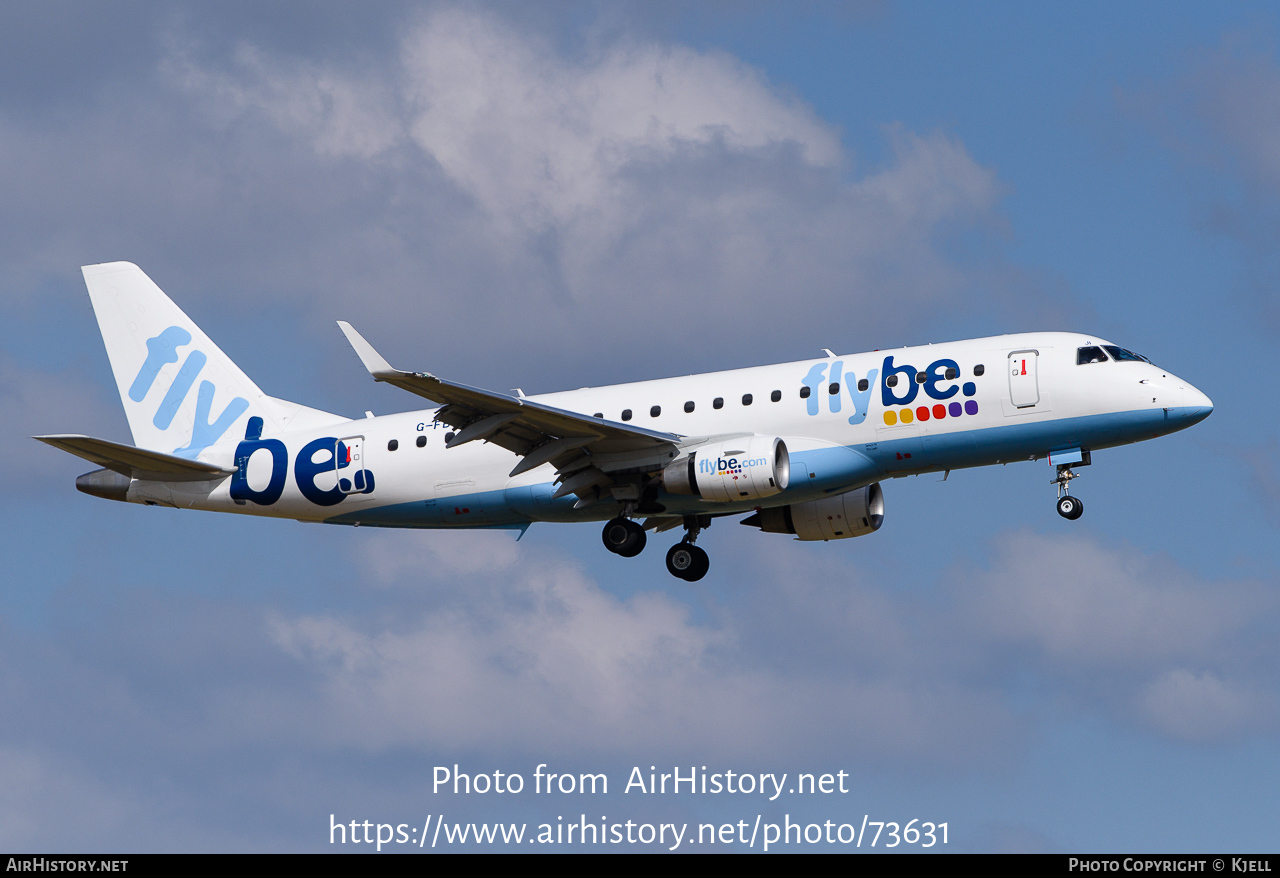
1053,463,1084,520
1056,495,1083,520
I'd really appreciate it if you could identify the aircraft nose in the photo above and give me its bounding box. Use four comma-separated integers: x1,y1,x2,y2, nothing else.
1184,384,1212,410
1180,381,1213,425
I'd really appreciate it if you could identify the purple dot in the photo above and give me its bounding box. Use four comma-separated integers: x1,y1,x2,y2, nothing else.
949,401,962,417
964,400,979,415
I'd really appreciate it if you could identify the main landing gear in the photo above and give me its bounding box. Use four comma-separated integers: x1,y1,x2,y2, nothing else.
602,516,646,557
665,516,710,582
1054,464,1084,520
600,514,712,581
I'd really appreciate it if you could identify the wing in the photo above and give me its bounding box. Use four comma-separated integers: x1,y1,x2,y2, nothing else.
35,434,236,481
337,322,684,506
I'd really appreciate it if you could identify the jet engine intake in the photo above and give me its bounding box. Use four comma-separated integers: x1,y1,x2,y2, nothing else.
661,435,789,502
743,483,884,541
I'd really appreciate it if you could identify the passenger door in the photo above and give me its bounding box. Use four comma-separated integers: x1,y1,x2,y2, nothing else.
337,436,370,493
1008,351,1039,409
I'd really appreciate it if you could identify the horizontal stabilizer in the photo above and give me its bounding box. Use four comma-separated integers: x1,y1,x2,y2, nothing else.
34,434,235,482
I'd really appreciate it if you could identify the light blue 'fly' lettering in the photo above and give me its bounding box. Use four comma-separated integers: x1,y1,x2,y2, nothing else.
129,326,191,402
153,350,207,430
173,380,249,458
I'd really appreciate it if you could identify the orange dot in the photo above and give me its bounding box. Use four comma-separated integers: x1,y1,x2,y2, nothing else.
933,404,946,419
916,406,930,421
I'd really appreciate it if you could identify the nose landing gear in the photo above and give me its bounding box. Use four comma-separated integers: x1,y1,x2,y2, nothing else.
1054,464,1084,520
665,515,711,581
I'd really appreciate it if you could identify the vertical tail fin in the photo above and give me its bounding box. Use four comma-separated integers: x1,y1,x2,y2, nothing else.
81,262,339,456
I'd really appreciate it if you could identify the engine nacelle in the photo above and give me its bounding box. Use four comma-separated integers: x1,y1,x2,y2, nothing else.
661,436,789,502
744,483,884,541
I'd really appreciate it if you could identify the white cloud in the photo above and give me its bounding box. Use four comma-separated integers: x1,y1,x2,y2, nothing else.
1140,669,1265,742
245,528,1280,758
1,356,125,486
142,5,1013,372
361,528,523,580
0,746,131,849
0,522,1272,850
163,42,403,160
399,8,842,229
270,541,1015,761
961,532,1260,669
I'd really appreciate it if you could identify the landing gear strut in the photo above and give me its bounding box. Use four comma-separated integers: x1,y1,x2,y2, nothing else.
602,516,646,557
1053,464,1084,520
665,516,710,582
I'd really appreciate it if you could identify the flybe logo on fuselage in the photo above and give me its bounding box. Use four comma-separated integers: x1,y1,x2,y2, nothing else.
799,355,982,426
129,326,249,458
879,355,980,425
800,361,878,424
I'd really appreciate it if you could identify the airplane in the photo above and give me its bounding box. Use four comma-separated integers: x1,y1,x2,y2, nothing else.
36,262,1213,581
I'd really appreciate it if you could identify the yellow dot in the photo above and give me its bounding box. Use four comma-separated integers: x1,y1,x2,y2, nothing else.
883,410,897,426
900,408,914,423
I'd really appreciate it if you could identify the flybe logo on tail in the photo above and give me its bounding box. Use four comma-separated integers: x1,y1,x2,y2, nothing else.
130,326,249,457
230,420,375,508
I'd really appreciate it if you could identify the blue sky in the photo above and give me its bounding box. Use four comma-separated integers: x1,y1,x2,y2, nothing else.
3,1,1279,852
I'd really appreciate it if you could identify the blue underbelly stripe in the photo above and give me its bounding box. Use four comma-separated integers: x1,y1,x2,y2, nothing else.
323,406,1211,528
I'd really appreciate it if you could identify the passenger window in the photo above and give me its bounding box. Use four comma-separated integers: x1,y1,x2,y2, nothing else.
444,432,455,444
594,412,603,418
886,375,898,387
799,386,811,399
974,364,985,376
915,372,927,384
684,401,695,413
944,367,958,380
388,439,399,451
829,383,840,394
742,393,753,406
770,390,781,402
713,397,724,409
650,405,661,417
622,409,632,421
857,378,869,392
1077,346,1108,365
416,435,427,448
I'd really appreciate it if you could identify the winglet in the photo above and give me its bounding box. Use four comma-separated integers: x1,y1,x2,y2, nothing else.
337,321,399,378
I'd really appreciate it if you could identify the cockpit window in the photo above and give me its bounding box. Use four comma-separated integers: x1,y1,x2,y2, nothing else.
1103,345,1150,363
1077,346,1109,365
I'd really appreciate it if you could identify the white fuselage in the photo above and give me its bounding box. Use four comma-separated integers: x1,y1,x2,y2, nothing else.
122,331,1212,531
